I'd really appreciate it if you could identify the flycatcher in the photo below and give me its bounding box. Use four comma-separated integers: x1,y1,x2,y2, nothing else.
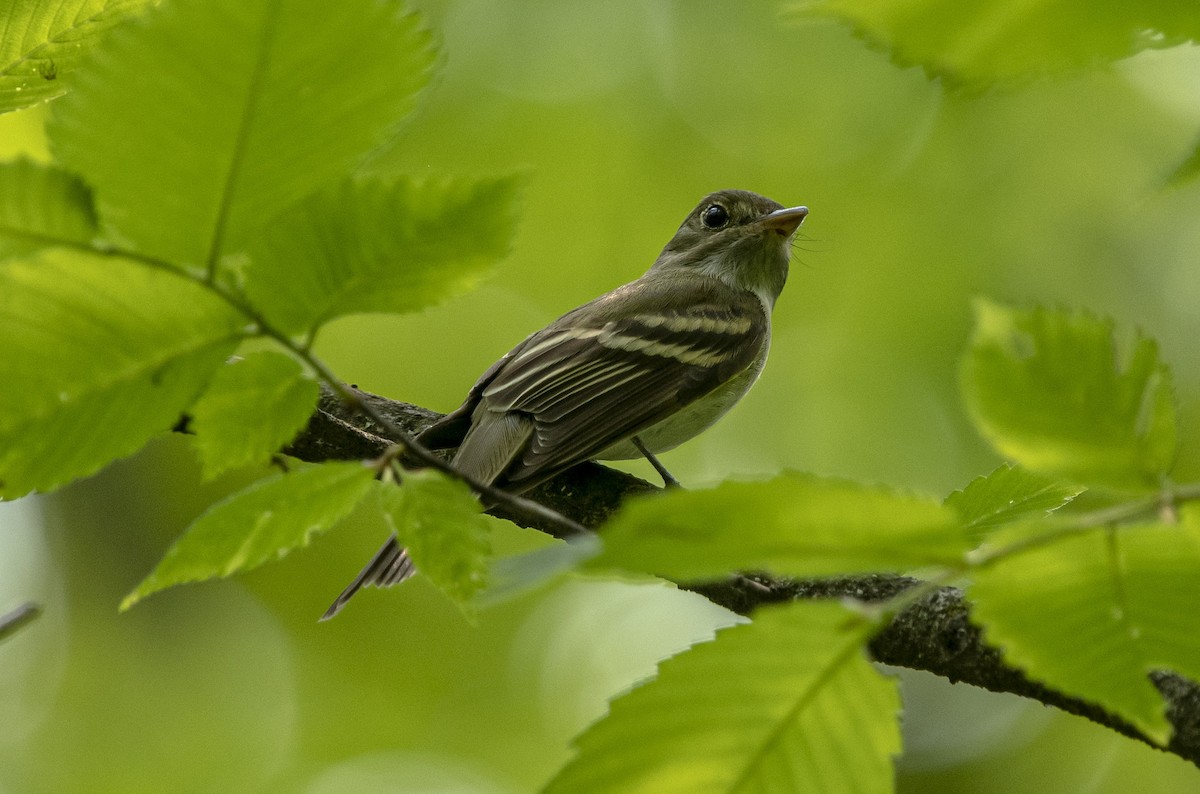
323,189,808,618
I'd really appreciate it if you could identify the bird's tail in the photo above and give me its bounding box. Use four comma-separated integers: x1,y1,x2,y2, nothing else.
319,536,416,621
320,412,533,620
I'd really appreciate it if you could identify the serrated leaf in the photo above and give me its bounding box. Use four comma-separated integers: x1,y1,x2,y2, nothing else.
122,461,375,609
189,351,318,479
592,471,966,581
49,0,436,270
480,534,601,608
546,601,900,793
946,463,1082,544
0,158,97,260
0,0,155,114
970,508,1200,745
376,470,491,615
242,175,520,336
798,0,1199,89
961,300,1176,491
0,251,244,497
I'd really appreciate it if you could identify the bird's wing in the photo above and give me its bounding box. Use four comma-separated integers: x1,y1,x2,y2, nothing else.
416,332,537,451
473,293,767,491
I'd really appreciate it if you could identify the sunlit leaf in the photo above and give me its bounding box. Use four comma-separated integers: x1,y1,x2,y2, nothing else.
122,461,375,609
0,251,244,497
800,0,1199,89
946,463,1082,544
242,175,520,336
189,351,318,479
49,0,436,270
970,507,1200,745
376,470,491,615
0,0,155,114
546,601,900,793
0,158,96,260
593,471,966,581
961,300,1176,491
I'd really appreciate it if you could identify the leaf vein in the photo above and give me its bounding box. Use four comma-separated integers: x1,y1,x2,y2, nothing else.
728,632,865,793
202,0,283,279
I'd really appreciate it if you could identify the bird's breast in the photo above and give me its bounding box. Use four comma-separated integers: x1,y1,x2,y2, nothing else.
595,331,771,461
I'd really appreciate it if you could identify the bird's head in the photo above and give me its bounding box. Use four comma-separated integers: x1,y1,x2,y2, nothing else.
652,189,808,309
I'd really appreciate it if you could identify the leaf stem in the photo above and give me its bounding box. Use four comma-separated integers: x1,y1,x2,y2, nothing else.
85,241,592,541
866,481,1200,622
965,480,1200,569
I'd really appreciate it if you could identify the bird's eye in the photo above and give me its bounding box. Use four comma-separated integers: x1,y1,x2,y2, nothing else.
701,204,729,229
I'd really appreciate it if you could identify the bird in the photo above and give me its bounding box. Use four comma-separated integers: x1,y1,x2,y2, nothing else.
322,189,808,619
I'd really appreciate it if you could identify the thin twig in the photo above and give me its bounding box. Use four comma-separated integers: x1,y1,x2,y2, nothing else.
0,602,42,641
85,241,594,542
968,480,1200,568
258,327,592,540
55,237,1200,768
290,388,1200,767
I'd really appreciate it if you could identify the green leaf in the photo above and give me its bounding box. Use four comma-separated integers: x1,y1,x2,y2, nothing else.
49,0,436,270
0,158,97,261
546,601,900,793
592,472,966,581
799,0,1199,89
961,300,1176,491
189,351,318,479
945,463,1082,544
122,461,375,609
0,0,155,114
376,470,491,615
0,251,244,497
970,509,1200,744
242,175,520,336
480,534,601,608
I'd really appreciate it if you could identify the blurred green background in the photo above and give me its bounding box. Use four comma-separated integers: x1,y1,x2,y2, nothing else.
4,1,1200,791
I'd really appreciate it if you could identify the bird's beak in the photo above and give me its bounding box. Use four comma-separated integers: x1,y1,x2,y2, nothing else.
759,205,808,236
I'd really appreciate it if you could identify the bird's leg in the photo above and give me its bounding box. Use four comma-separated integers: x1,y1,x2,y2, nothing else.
631,435,681,489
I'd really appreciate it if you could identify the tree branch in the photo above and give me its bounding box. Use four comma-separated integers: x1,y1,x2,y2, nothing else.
287,385,658,533
291,385,1200,768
